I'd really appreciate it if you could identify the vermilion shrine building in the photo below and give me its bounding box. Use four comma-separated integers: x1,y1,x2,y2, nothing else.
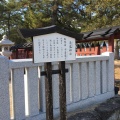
10,25,120,59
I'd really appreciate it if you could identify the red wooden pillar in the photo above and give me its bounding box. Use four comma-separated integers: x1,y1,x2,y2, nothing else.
81,44,85,56
81,48,84,56
86,43,90,56
95,42,100,55
91,43,95,55
108,35,114,52
76,48,81,56
101,41,107,53
76,44,81,56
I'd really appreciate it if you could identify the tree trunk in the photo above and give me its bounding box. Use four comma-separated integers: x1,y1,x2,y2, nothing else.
52,0,58,24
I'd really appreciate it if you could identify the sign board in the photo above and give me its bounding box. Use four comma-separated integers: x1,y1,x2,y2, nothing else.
33,33,76,63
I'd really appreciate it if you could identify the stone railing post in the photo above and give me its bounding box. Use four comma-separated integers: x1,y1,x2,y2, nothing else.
102,52,114,92
0,56,10,120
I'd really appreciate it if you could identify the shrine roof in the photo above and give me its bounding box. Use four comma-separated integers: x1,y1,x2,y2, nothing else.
81,25,120,41
13,25,120,50
19,25,83,40
10,42,32,50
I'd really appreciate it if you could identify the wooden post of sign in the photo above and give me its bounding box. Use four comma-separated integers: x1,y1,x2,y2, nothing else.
44,62,53,120
59,61,67,120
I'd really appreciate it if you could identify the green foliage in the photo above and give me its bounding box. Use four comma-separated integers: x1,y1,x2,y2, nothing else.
0,0,120,44
82,0,120,31
9,28,27,44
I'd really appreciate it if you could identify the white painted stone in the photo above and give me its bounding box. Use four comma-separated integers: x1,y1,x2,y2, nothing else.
101,60,107,93
19,91,115,120
0,56,10,120
24,112,46,120
12,68,25,120
72,63,81,102
39,66,46,112
9,58,43,69
52,64,59,109
65,63,72,105
88,61,95,97
108,53,114,92
69,64,73,103
26,67,39,116
103,52,114,92
81,62,88,99
66,91,114,114
95,61,101,95
0,52,115,120
38,67,41,111
74,55,109,63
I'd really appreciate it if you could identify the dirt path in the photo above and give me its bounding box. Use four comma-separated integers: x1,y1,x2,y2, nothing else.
114,60,120,80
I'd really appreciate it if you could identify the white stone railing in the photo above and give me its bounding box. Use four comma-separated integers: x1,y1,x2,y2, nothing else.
0,52,114,120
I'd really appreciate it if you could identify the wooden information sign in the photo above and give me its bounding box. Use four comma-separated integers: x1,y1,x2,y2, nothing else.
33,33,76,63
33,33,75,120
19,25,83,120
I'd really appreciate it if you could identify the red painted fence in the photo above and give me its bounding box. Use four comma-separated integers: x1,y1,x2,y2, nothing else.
76,42,108,56
10,41,108,59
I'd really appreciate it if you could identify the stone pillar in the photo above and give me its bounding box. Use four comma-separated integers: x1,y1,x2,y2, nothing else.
102,52,114,92
0,56,10,120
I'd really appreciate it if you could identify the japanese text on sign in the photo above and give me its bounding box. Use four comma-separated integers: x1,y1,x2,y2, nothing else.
33,33,76,63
